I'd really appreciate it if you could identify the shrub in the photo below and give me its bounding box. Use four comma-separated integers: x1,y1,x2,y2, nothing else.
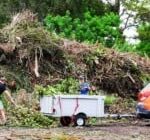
44,12,121,47
137,24,150,56
35,77,79,96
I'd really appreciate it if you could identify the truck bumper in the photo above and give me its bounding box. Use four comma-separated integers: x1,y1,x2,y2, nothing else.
136,104,150,119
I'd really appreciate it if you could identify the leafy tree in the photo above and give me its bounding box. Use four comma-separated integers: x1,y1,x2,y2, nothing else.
105,0,150,31
122,0,150,23
0,0,111,27
137,24,150,56
45,12,121,47
48,0,111,17
121,0,150,56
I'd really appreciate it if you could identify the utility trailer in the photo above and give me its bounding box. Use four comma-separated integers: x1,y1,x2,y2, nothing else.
40,95,105,126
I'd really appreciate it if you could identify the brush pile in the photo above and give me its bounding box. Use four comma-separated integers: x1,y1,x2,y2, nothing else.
0,10,149,99
86,48,149,98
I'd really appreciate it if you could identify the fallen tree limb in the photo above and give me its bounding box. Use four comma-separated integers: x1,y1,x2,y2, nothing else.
34,49,40,77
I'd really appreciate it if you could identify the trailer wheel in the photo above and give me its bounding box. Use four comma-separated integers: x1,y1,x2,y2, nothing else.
60,116,72,126
74,114,86,126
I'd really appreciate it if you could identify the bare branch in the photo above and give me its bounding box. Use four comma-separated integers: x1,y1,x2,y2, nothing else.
122,24,138,31
120,8,126,16
34,49,40,78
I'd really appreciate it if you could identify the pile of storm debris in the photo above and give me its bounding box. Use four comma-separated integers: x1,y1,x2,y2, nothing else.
0,10,149,99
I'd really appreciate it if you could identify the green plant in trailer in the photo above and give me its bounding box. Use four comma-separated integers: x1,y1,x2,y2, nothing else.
35,77,79,96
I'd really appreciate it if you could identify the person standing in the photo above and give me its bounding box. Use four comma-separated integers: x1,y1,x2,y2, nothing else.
79,76,91,95
0,77,16,124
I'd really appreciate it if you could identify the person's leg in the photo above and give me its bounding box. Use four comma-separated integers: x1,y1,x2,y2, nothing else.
0,109,6,123
1,109,6,123
0,100,6,124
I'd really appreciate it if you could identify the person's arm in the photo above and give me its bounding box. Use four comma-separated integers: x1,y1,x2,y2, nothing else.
91,86,96,91
4,90,16,106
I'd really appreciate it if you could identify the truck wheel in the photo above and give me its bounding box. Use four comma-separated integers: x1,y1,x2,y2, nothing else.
136,113,142,119
74,114,86,126
60,116,71,126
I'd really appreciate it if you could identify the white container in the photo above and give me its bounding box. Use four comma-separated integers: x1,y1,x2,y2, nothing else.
40,95,105,126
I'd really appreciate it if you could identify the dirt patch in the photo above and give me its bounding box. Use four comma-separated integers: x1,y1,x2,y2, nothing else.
0,120,150,140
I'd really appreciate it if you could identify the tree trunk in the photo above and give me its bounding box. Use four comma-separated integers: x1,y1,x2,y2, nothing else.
114,0,120,14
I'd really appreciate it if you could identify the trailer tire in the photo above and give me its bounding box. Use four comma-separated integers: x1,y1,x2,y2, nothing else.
74,114,86,126
60,116,71,126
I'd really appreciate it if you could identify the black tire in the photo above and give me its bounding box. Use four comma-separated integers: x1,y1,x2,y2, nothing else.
74,114,86,126
137,113,150,119
136,113,142,119
60,116,72,126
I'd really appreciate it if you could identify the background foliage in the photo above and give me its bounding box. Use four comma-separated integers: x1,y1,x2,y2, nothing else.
45,12,121,47
137,24,150,56
0,0,110,27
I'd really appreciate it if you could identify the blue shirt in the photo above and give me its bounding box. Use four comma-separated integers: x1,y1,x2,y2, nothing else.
80,82,90,95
